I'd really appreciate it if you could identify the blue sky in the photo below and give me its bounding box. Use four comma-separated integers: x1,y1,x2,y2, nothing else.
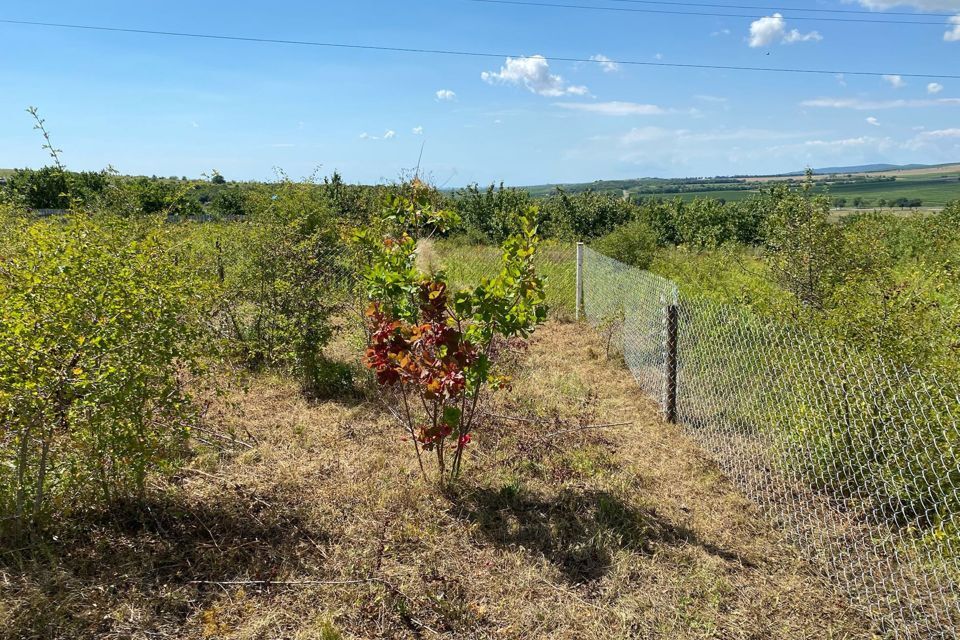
1,0,959,185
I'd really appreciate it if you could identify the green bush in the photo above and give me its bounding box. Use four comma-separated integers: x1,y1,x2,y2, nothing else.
451,182,533,243
179,177,351,393
0,210,207,534
592,219,657,269
541,189,636,240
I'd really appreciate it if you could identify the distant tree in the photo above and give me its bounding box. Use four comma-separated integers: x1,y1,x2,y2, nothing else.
853,197,864,208
878,198,888,207
763,175,844,311
592,219,658,269
211,172,226,185
832,197,847,209
212,188,248,217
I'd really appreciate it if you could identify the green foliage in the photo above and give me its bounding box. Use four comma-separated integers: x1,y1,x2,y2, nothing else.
541,189,636,240
0,210,207,533
451,182,533,243
1,167,110,209
359,187,546,481
636,195,768,248
762,180,844,310
185,177,350,394
122,177,202,217
211,187,249,218
592,219,657,269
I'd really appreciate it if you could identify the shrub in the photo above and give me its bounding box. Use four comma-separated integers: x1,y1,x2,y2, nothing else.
189,177,350,394
451,182,533,244
0,211,207,534
357,185,547,482
541,189,636,240
592,219,657,269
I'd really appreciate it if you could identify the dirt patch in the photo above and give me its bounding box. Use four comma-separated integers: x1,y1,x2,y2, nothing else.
1,323,871,639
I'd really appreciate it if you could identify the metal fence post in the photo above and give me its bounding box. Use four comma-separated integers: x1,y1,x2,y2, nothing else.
575,242,584,322
665,303,678,423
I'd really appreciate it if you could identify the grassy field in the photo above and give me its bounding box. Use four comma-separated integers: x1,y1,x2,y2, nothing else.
424,239,578,320
1,322,871,638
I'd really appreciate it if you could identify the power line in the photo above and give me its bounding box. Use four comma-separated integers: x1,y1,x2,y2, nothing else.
604,0,959,19
467,0,955,25
1,17,959,80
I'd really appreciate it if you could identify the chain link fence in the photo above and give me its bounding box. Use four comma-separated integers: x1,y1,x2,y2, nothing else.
580,245,960,639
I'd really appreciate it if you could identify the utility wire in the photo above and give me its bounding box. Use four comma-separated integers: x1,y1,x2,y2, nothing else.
2,17,959,80
604,0,960,18
467,0,956,25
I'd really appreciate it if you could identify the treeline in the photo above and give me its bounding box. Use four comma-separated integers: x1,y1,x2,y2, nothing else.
0,167,383,222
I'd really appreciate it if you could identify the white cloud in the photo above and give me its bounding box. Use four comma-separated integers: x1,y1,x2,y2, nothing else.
883,74,906,88
916,128,960,138
749,13,821,47
836,73,848,87
905,127,960,150
803,136,879,148
711,28,731,36
435,89,457,101
783,29,824,44
654,53,664,60
481,55,588,97
851,1,960,10
802,96,960,109
928,82,945,94
191,121,200,128
412,126,424,135
360,130,397,141
554,101,667,116
694,95,728,103
946,16,960,41
590,54,619,73
749,14,785,47
866,116,881,126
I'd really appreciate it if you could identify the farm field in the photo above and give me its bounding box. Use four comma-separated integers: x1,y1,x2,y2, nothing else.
523,164,960,208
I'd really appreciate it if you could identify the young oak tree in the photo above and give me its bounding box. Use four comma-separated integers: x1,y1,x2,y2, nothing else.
355,183,547,482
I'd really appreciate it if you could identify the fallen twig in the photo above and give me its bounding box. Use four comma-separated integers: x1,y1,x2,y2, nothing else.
541,421,633,439
189,578,381,587
480,411,555,424
192,425,255,450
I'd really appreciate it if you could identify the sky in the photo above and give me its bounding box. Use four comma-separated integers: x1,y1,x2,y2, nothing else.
1,0,959,185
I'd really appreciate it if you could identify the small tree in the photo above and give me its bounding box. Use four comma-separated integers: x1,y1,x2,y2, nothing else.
763,173,844,312
357,185,546,482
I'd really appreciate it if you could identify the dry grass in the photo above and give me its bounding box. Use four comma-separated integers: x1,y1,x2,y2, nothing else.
1,322,874,639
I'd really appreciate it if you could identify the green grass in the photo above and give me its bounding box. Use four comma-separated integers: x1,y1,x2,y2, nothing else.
430,240,577,320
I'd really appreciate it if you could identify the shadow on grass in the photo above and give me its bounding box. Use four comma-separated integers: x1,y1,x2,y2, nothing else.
1,489,327,639
450,484,753,585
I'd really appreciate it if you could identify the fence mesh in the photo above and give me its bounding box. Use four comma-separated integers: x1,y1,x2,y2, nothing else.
581,246,960,639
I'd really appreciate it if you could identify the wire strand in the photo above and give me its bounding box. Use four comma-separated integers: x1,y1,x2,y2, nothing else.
601,0,959,18
2,17,959,80
467,0,956,25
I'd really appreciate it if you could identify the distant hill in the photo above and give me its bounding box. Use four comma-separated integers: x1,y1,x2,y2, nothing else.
517,162,960,207
785,163,953,176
